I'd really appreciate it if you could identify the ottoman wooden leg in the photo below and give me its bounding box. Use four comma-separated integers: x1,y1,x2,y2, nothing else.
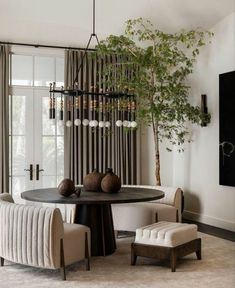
131,244,137,265
196,249,201,260
196,248,202,260
196,239,202,260
0,257,4,267
170,249,177,272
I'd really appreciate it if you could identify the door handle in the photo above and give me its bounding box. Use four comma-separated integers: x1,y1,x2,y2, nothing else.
24,164,33,181
36,164,44,181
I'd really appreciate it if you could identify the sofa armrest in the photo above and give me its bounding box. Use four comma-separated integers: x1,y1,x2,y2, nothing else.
122,185,183,222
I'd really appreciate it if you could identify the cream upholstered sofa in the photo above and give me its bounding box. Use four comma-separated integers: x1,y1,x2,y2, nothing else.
0,193,90,280
112,185,183,232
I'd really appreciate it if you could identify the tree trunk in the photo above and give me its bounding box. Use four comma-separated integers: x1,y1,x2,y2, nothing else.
152,121,161,186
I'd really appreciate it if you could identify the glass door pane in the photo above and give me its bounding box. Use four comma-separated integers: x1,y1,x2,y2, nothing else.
56,57,64,87
34,56,55,87
10,87,34,200
11,55,33,86
34,88,64,189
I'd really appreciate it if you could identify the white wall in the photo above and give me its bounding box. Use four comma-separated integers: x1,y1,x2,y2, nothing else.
141,12,235,231
181,12,235,231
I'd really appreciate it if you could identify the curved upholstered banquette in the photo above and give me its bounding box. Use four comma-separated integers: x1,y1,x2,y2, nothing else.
112,185,183,232
0,193,90,280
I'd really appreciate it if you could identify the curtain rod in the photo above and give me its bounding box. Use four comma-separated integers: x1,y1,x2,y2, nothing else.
0,41,96,51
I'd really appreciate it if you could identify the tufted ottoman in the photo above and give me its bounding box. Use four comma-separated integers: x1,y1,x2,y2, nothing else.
131,221,201,272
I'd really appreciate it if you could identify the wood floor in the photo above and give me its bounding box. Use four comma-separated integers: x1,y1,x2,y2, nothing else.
182,218,235,242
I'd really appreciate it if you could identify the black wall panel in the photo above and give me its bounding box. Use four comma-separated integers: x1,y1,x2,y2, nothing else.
219,71,235,187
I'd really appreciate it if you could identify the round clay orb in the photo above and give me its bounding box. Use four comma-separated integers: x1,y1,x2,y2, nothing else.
58,178,75,197
83,170,105,191
101,168,121,193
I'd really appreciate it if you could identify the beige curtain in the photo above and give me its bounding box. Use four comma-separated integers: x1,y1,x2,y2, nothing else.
64,50,137,185
0,45,9,193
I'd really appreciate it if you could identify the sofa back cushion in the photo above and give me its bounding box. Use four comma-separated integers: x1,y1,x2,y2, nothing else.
122,185,183,213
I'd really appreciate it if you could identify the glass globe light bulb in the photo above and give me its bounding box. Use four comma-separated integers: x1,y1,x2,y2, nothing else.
99,121,105,128
122,120,129,127
131,121,137,128
74,119,81,126
89,120,94,127
82,119,89,126
93,120,98,127
66,120,72,127
116,120,123,127
105,121,111,128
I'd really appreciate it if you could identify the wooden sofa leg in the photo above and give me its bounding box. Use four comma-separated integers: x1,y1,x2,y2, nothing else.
60,266,66,281
170,249,177,272
85,232,90,271
0,257,4,267
60,239,66,280
131,244,137,265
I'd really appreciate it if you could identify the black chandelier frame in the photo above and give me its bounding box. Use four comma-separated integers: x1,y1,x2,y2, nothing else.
49,0,137,129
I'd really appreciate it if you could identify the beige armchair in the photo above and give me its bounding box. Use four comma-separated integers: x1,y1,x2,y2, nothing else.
112,185,183,232
0,193,90,280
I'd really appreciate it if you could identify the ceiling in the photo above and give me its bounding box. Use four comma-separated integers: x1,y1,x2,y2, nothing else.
0,0,234,48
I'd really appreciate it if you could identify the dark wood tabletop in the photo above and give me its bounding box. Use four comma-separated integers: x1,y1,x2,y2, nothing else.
21,186,164,205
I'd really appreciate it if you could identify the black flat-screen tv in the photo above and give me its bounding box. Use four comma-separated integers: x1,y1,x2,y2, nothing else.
219,71,235,187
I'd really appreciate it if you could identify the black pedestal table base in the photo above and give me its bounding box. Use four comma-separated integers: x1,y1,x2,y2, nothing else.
75,204,116,256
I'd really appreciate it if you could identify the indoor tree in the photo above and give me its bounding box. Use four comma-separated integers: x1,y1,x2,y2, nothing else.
96,18,213,185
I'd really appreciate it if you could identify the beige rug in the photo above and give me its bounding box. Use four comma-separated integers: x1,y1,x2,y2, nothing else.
0,233,234,288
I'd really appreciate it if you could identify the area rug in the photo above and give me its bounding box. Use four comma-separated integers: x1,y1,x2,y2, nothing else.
0,233,234,288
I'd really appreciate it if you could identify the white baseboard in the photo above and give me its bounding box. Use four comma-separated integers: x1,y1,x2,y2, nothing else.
183,210,235,232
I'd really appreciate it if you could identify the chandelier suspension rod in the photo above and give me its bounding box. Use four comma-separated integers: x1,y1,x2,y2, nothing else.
73,0,99,87
93,0,96,35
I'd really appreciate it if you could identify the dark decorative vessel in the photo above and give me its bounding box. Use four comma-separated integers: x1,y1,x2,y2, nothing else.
101,168,121,193
83,170,105,192
58,178,75,197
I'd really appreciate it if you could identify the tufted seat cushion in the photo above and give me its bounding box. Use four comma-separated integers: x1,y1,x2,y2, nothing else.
135,221,198,247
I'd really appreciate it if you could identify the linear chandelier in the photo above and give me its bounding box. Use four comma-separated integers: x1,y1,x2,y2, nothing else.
49,0,137,129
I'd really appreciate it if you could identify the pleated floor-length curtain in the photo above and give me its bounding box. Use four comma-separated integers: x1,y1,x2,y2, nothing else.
0,45,9,193
64,50,137,185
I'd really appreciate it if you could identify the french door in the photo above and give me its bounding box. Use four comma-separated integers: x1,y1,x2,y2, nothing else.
9,52,64,201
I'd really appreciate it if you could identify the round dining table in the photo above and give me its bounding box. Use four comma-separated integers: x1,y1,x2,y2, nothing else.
21,186,164,256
